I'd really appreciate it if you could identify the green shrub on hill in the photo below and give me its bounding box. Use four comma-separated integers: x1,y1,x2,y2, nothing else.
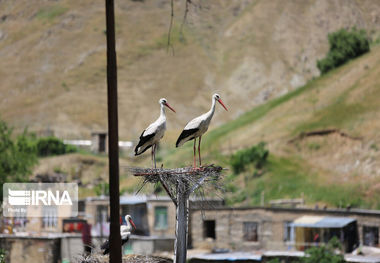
0,119,38,198
36,136,77,157
94,182,109,196
317,28,370,74
231,142,269,174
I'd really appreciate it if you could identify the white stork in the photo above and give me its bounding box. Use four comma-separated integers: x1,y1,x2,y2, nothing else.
101,215,137,255
134,98,176,168
176,93,228,167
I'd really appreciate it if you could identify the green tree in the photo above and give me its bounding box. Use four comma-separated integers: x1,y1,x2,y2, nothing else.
301,237,344,263
317,28,370,74
0,119,38,198
0,249,5,263
36,136,77,157
94,182,109,196
231,142,269,174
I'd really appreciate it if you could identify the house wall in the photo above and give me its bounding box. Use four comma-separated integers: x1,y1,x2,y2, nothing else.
21,205,71,234
129,236,174,255
60,234,83,262
0,236,61,263
91,133,108,153
191,207,380,251
83,197,223,239
147,200,176,237
121,203,149,235
84,199,109,226
192,208,300,251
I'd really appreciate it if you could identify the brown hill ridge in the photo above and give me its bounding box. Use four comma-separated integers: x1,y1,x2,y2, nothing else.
0,0,380,140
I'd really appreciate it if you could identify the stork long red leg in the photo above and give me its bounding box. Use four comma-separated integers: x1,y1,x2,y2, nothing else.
198,136,202,167
193,138,197,167
151,146,154,168
153,144,157,168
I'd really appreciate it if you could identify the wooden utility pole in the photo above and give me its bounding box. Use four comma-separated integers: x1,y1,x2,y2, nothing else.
174,179,189,263
105,0,121,262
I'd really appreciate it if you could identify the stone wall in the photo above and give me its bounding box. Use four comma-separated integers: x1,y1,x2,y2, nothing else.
191,207,380,251
0,236,61,263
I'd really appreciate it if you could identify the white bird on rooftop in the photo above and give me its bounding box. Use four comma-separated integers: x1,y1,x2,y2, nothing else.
134,98,176,168
101,215,137,255
176,93,228,167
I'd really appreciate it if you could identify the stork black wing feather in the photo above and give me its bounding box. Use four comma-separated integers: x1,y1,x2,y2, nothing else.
176,128,199,147
134,130,155,155
101,236,130,255
101,239,110,255
122,236,130,246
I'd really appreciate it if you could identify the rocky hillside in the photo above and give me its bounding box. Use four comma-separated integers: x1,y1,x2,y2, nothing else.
1,0,380,141
161,45,380,208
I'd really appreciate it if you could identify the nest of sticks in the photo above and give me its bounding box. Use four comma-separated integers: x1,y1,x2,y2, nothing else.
76,254,172,263
129,165,224,204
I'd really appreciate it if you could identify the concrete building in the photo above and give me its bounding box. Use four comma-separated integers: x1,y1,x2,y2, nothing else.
191,206,380,252
91,131,108,153
82,195,224,239
0,195,223,262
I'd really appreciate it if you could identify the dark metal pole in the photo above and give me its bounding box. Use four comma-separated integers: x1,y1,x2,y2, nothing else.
105,0,121,262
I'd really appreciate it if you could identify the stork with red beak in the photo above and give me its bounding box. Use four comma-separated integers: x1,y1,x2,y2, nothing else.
135,98,176,168
101,215,136,255
176,93,228,167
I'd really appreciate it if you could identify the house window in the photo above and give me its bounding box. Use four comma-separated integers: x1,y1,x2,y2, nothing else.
283,221,293,242
42,206,58,229
363,226,379,246
154,206,168,229
203,220,216,239
243,222,258,242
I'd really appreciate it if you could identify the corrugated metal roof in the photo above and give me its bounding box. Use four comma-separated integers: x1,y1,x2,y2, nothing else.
190,252,262,261
345,255,380,263
292,216,356,228
263,251,305,257
119,195,147,205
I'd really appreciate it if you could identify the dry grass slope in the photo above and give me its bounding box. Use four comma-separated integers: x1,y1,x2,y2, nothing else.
2,0,380,207
161,46,380,208
1,0,380,141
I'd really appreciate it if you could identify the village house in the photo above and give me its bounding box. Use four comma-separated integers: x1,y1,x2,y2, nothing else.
0,194,223,262
191,206,380,253
82,195,224,238
4,197,380,263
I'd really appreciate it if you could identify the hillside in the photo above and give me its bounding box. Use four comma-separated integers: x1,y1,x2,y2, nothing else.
1,0,380,141
34,45,380,207
2,0,380,208
159,45,380,209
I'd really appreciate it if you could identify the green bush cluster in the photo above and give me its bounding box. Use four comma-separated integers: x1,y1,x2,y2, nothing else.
317,28,370,74
36,137,77,157
267,237,344,263
0,118,78,200
0,249,5,263
301,237,344,263
231,142,269,174
0,120,38,198
94,182,109,196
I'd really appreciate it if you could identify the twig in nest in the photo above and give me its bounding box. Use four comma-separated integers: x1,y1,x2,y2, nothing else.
129,165,224,207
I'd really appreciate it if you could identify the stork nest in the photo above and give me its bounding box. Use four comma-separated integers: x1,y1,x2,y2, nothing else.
128,165,225,205
122,255,172,263
76,254,172,263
